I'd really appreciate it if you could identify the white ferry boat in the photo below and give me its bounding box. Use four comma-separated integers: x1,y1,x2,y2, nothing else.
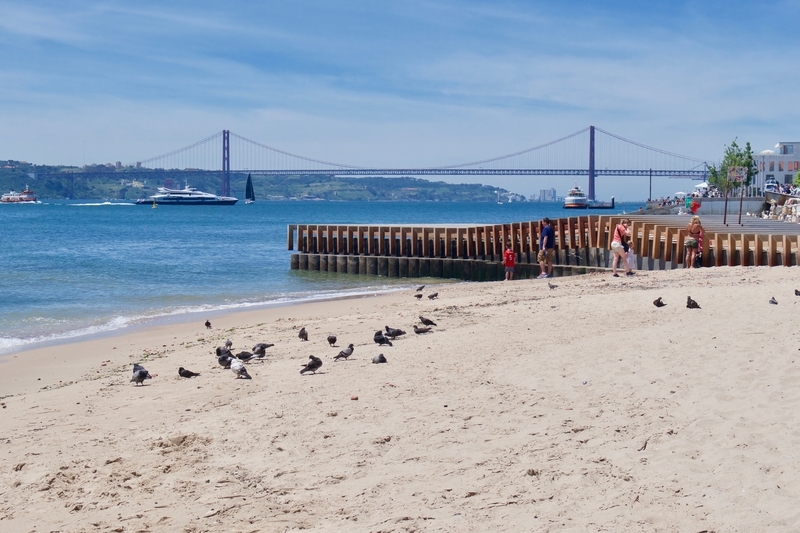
563,184,588,209
136,183,237,205
1,185,38,203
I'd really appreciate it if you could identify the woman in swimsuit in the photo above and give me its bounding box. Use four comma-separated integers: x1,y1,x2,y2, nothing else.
610,219,632,277
684,215,703,268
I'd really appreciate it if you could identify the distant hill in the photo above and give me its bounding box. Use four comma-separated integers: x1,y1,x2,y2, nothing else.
0,162,524,202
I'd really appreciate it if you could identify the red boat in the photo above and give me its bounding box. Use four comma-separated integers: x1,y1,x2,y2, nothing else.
1,185,38,203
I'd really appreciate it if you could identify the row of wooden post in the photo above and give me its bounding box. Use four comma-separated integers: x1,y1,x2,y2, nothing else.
287,216,800,268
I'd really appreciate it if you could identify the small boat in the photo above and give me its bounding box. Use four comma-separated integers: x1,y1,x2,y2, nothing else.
563,184,588,209
245,174,255,204
136,182,237,206
1,185,38,203
587,196,615,209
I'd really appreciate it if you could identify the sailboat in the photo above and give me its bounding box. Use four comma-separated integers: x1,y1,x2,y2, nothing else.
245,174,255,204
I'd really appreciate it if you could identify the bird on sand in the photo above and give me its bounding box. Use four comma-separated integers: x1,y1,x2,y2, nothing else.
300,355,323,374
327,334,337,347
372,354,387,364
235,351,255,362
769,297,778,305
216,346,233,358
230,358,252,379
218,353,234,369
225,339,233,350
686,296,701,309
416,285,425,292
204,320,212,329
414,294,423,300
131,363,152,386
299,327,308,341
548,282,558,290
413,325,432,334
334,344,355,361
419,316,437,326
795,289,800,296
252,343,274,358
653,297,666,308
385,326,406,339
374,331,393,346
178,367,200,378
428,292,438,300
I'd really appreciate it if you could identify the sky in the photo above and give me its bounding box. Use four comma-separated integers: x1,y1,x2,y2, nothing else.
1,0,798,200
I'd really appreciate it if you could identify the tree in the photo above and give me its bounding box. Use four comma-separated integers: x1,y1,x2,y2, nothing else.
707,139,757,192
794,170,800,188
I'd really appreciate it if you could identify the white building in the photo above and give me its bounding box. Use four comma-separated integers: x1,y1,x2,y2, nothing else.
755,141,800,190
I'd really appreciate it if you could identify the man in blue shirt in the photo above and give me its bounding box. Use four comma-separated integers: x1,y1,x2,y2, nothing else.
537,217,555,279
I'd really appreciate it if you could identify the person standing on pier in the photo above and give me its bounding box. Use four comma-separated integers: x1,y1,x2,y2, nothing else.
504,242,516,281
538,218,555,279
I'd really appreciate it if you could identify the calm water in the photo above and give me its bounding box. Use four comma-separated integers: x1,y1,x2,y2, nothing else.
0,199,642,353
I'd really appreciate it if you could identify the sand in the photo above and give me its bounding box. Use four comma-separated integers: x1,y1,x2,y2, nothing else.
2,267,800,532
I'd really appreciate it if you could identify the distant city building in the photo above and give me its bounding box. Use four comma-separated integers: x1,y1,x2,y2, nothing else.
756,141,800,188
135,162,141,168
539,188,557,202
115,161,121,169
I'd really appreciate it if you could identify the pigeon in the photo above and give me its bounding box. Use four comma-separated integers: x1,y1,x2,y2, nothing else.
252,342,274,358
385,326,406,339
230,358,252,379
795,289,800,296
372,354,387,364
416,285,425,292
178,367,200,378
374,331,393,346
299,327,308,341
419,316,437,327
413,325,432,334
769,297,778,305
225,339,233,350
235,351,255,362
686,296,701,309
327,334,337,347
548,282,558,290
334,343,354,361
414,294,423,300
131,363,152,386
218,353,234,368
216,346,232,358
653,297,666,308
300,355,323,374
428,292,438,300
204,320,212,329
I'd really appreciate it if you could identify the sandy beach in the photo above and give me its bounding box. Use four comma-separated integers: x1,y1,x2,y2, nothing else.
2,267,800,532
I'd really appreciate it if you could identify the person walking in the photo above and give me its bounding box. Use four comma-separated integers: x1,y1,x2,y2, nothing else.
537,217,555,279
684,215,704,268
503,242,515,281
611,218,633,277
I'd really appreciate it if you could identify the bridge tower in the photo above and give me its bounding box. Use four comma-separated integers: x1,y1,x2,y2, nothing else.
588,125,596,201
222,129,231,197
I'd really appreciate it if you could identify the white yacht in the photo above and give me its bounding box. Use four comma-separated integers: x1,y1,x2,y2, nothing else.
136,183,237,205
563,184,588,209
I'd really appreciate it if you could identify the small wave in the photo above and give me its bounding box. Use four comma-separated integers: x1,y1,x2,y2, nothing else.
0,285,415,355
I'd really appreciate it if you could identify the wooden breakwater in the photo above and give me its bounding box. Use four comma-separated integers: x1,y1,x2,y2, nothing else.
287,214,800,280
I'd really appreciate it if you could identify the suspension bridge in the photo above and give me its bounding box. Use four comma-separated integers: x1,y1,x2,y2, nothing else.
130,125,708,200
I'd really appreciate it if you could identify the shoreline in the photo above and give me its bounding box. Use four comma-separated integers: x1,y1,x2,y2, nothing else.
3,266,800,531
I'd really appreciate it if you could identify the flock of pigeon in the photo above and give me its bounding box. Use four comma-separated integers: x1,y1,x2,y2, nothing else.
295,314,439,375
413,285,438,300
652,290,797,310
131,293,441,386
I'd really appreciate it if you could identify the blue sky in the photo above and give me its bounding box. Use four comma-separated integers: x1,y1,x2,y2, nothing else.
1,0,798,200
